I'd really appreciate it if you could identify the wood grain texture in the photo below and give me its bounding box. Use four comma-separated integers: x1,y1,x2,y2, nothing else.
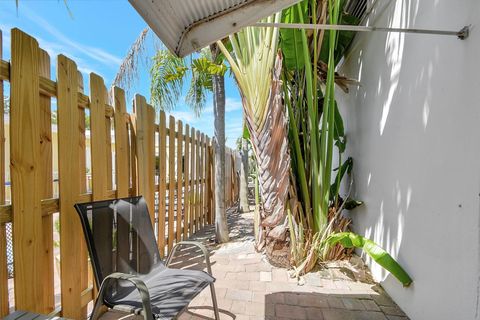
176,120,183,243
10,28,45,313
90,73,109,201
183,124,190,239
134,95,155,225
39,48,55,313
57,54,84,319
158,111,166,257
113,87,129,198
77,71,89,315
0,29,8,318
167,116,175,252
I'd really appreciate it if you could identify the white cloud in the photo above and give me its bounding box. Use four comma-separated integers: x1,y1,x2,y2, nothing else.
203,97,243,115
226,97,243,112
12,6,122,69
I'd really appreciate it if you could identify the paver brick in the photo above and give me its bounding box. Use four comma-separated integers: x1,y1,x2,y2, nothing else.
360,299,381,311
380,306,406,316
260,271,272,282
226,288,253,301
342,298,366,310
276,304,308,319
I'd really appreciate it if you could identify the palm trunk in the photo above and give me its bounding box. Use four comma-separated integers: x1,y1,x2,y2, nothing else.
239,138,249,213
247,53,290,267
211,44,230,243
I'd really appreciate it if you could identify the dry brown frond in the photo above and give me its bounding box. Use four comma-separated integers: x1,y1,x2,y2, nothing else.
113,28,149,91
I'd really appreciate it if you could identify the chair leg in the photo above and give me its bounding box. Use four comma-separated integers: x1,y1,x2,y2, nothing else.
210,283,220,320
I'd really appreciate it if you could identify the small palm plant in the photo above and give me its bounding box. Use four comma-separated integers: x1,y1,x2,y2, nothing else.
115,34,231,242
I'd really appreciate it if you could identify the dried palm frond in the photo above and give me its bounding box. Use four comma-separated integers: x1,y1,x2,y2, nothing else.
113,28,149,91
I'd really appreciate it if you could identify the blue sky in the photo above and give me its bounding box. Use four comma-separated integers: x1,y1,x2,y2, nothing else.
0,0,243,148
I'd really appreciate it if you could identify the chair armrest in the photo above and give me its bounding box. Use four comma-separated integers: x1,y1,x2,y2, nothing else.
166,241,213,276
91,272,153,320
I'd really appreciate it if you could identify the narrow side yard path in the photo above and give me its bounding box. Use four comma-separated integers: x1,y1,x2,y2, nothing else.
172,206,409,320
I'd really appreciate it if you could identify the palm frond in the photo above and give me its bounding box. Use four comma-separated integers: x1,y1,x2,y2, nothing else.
150,49,186,112
113,28,149,90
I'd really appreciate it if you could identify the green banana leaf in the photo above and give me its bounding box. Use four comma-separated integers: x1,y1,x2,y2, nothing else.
326,232,413,287
280,0,308,70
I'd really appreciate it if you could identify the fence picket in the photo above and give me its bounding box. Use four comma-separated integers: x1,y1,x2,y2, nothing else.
134,95,156,224
168,116,175,252
200,133,205,228
183,124,190,239
0,29,8,318
77,71,89,314
113,87,129,197
57,53,84,319
176,120,183,243
195,131,201,232
190,127,196,235
10,28,45,313
39,49,55,313
158,111,167,257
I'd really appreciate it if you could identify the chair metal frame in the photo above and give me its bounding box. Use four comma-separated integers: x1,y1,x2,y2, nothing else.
75,197,220,320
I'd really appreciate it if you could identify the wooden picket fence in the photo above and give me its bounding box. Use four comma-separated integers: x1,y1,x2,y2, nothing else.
0,28,239,318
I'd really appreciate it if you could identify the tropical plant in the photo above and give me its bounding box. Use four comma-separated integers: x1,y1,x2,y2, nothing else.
114,31,230,242
281,0,412,286
218,12,292,266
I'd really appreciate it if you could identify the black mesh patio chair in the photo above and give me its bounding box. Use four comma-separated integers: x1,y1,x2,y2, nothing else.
75,196,220,320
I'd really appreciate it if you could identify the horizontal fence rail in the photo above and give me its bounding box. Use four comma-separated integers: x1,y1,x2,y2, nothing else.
0,28,240,318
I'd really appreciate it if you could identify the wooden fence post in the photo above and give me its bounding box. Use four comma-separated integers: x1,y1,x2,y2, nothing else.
10,28,45,313
0,29,8,318
168,116,175,252
183,124,190,239
176,120,183,242
39,49,55,313
57,53,84,319
158,111,167,257
134,95,156,225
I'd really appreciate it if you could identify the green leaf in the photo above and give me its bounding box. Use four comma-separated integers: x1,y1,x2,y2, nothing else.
192,57,227,76
280,0,308,70
326,232,413,287
330,157,353,199
242,123,251,140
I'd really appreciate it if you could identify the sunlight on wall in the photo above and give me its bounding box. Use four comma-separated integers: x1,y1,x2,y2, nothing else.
379,0,407,135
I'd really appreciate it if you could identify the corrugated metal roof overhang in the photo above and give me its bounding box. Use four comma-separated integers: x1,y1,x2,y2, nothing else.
128,0,301,57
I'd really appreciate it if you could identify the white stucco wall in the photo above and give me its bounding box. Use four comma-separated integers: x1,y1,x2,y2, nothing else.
337,1,480,319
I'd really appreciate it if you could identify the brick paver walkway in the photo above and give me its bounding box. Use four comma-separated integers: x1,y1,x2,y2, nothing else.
171,206,409,320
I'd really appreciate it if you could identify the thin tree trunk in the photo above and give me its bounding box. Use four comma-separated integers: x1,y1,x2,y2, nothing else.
211,44,229,243
239,138,249,213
